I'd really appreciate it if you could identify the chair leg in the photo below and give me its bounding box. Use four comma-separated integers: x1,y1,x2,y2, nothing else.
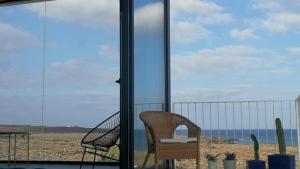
80,148,86,169
92,150,96,169
155,155,159,169
196,155,200,169
140,152,150,169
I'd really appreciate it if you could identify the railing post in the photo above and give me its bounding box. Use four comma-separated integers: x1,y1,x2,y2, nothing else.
297,96,300,165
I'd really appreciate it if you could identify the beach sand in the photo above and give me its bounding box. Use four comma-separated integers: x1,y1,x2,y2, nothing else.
0,133,298,169
0,133,119,162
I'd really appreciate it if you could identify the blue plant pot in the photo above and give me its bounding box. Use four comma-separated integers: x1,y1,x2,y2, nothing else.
247,160,265,169
268,154,295,169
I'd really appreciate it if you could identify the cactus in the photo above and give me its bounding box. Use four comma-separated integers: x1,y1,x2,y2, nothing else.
275,118,286,155
250,134,259,160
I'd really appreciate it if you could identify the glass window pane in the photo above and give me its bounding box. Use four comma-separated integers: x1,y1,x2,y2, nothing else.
0,0,120,163
43,0,120,162
0,2,45,161
134,0,166,168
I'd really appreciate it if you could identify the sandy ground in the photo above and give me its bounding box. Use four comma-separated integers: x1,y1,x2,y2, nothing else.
0,133,119,162
0,133,298,169
134,138,299,169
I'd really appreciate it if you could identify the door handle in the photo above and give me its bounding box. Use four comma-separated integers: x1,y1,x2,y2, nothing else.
115,78,120,84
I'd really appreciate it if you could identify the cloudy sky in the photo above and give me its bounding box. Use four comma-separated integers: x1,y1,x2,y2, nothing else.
0,0,300,127
171,0,300,102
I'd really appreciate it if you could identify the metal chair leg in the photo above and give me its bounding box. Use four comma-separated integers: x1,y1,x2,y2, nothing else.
80,148,86,169
27,133,30,169
92,150,96,169
14,134,16,168
141,152,150,169
8,134,11,168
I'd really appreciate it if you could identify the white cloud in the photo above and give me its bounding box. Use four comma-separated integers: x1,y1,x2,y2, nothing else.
253,0,300,13
134,2,164,35
47,59,116,86
172,87,247,101
0,21,33,57
261,19,288,32
99,45,119,59
170,0,234,44
171,0,223,15
172,45,298,80
0,58,119,127
252,0,300,32
0,69,34,89
172,45,270,80
0,58,118,89
230,29,258,40
171,20,210,44
26,0,119,30
133,0,232,42
262,12,300,32
287,47,300,55
26,0,233,44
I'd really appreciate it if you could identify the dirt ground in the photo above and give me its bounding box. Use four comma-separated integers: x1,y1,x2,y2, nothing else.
0,133,298,169
134,138,299,169
0,133,119,162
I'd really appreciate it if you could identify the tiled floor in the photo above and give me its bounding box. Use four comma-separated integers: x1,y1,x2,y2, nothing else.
0,164,119,169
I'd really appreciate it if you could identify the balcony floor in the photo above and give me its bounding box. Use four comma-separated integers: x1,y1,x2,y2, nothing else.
0,163,119,169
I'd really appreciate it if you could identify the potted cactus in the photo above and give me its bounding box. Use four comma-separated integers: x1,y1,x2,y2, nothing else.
223,152,236,169
268,118,295,169
247,134,266,169
205,153,219,169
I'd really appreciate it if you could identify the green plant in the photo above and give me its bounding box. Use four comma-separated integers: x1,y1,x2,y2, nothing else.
224,152,236,161
275,118,286,155
205,153,220,162
250,134,260,160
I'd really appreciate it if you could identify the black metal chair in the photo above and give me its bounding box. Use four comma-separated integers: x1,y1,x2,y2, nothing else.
80,111,120,169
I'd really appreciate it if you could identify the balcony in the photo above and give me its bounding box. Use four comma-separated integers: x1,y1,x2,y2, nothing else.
171,99,300,169
130,99,300,169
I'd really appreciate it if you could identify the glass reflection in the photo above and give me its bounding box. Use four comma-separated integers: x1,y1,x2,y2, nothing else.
134,0,166,168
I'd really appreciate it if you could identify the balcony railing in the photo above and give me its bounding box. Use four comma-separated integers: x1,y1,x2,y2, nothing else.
172,99,300,169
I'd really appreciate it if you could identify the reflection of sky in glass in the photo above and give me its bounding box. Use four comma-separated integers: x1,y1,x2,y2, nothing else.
133,1,165,168
134,0,165,104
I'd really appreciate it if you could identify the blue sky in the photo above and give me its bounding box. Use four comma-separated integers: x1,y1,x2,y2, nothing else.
0,0,300,127
171,0,300,102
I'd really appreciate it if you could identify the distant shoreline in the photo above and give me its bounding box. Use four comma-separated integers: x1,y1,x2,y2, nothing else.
0,125,92,133
0,125,298,146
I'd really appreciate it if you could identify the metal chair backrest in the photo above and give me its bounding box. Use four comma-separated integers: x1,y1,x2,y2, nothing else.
82,111,120,148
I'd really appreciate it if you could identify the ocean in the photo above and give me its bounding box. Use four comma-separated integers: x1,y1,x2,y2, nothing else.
134,129,298,150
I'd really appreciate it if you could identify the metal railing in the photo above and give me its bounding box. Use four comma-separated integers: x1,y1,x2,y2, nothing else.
173,99,300,168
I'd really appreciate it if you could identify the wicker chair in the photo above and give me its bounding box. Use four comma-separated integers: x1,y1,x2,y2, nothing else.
80,111,120,169
139,111,201,169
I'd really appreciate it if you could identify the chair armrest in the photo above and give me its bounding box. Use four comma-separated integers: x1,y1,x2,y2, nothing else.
175,114,201,138
186,122,201,138
148,120,201,144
